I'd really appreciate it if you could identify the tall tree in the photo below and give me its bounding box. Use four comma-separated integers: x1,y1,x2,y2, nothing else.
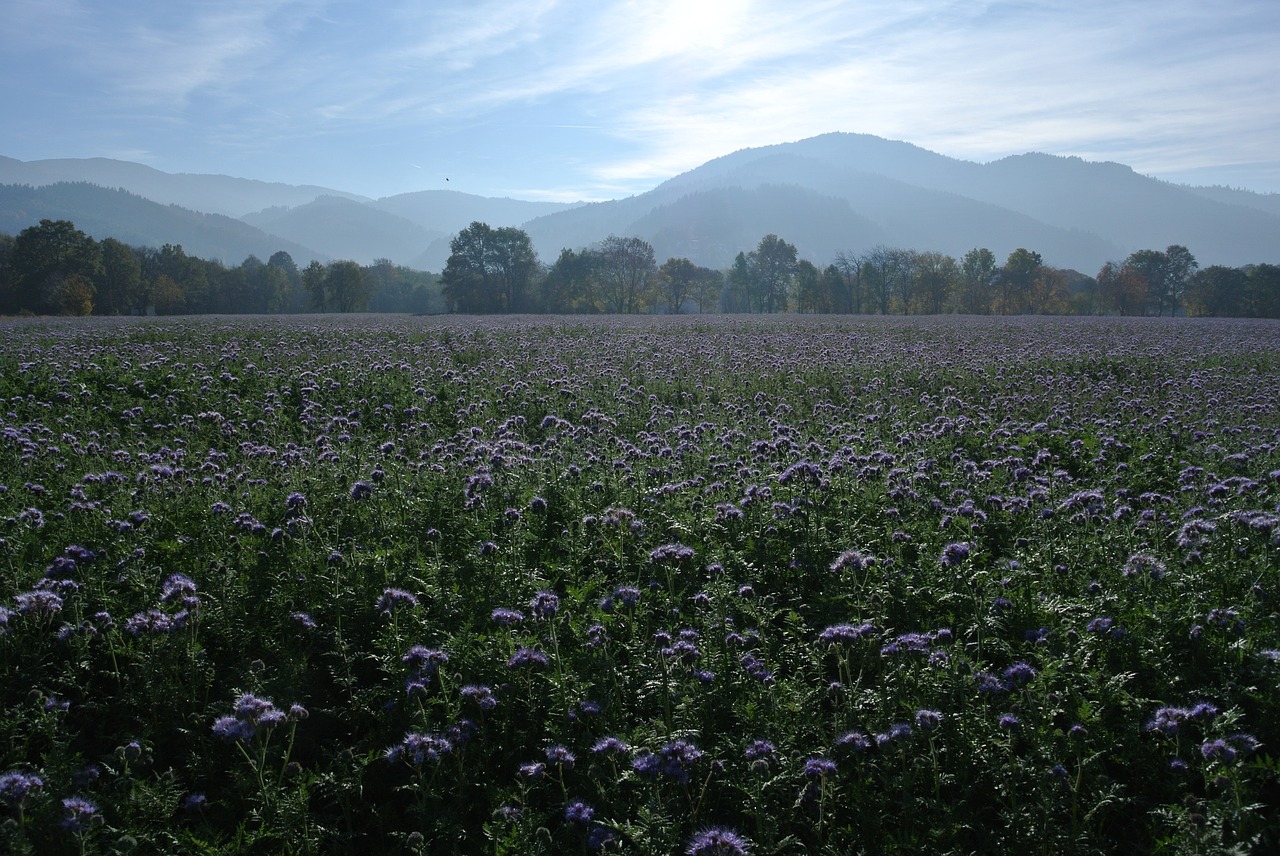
1097,260,1146,316
656,257,698,314
832,251,865,314
748,234,798,313
724,252,752,313
596,235,656,314
1184,265,1245,317
1123,249,1167,316
958,248,997,315
96,238,144,315
863,245,897,315
441,222,539,313
302,260,328,311
1162,245,1198,316
691,264,723,314
793,259,826,313
6,219,103,314
912,251,958,314
1244,263,1280,318
326,261,371,313
442,221,497,313
541,248,600,314
488,226,540,313
998,248,1042,315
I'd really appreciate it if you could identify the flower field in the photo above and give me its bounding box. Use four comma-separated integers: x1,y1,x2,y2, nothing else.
1,313,1278,854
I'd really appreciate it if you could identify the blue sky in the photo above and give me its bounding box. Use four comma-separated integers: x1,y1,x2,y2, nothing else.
3,0,1278,201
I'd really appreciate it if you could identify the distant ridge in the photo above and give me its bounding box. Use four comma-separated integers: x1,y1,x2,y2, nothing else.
0,182,324,265
3,135,1279,272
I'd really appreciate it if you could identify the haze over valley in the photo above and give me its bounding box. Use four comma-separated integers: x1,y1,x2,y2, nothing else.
3,133,1278,275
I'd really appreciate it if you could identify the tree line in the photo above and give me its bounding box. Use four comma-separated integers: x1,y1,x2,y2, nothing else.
3,218,1279,318
0,219,441,316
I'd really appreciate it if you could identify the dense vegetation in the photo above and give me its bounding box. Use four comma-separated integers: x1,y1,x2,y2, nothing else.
3,218,1279,319
1,314,1278,854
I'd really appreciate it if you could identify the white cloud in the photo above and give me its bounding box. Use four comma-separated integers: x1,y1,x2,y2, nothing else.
3,0,1278,195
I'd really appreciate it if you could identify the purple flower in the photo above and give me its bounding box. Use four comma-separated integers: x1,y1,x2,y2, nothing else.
613,585,642,607
60,796,100,832
564,800,595,824
160,573,198,604
0,770,44,805
631,752,661,778
915,709,943,731
213,693,288,742
1003,661,1037,687
686,827,751,856
15,590,63,618
804,757,837,778
529,590,560,619
819,622,876,644
592,736,630,755
1200,739,1237,762
460,684,497,711
386,732,452,766
402,645,449,671
545,745,576,767
830,549,874,573
350,481,373,499
376,588,418,615
650,543,695,563
507,646,549,669
998,713,1020,731
880,632,933,657
491,607,525,626
181,793,208,812
744,740,776,767
940,541,971,569
518,761,547,779
212,715,255,743
836,731,872,753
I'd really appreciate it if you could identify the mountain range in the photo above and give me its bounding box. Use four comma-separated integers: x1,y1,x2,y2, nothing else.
3,134,1279,274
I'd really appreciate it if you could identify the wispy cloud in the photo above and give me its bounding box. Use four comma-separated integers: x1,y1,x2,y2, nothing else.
3,0,1278,196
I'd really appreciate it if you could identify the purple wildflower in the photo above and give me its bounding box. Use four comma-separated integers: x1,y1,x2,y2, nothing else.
592,736,630,755
507,647,550,669
386,732,452,766
650,543,695,563
460,684,497,711
491,607,525,626
564,800,595,824
819,622,876,644
804,757,837,778
529,590,560,619
915,709,943,731
940,541,971,569
0,770,44,805
376,588,418,615
59,796,100,832
836,731,872,753
686,827,751,856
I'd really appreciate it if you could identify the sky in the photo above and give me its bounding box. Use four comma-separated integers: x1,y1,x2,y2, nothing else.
3,0,1279,202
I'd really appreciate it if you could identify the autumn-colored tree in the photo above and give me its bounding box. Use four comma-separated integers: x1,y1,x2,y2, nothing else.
6,219,103,314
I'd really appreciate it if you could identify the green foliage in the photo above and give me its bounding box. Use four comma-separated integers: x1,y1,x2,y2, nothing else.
0,315,1278,853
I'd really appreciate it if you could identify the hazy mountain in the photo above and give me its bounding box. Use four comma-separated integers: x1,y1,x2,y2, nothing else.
370,190,578,233
4,135,1278,274
0,182,325,265
523,133,1280,272
1181,184,1280,218
242,196,444,266
0,155,365,218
